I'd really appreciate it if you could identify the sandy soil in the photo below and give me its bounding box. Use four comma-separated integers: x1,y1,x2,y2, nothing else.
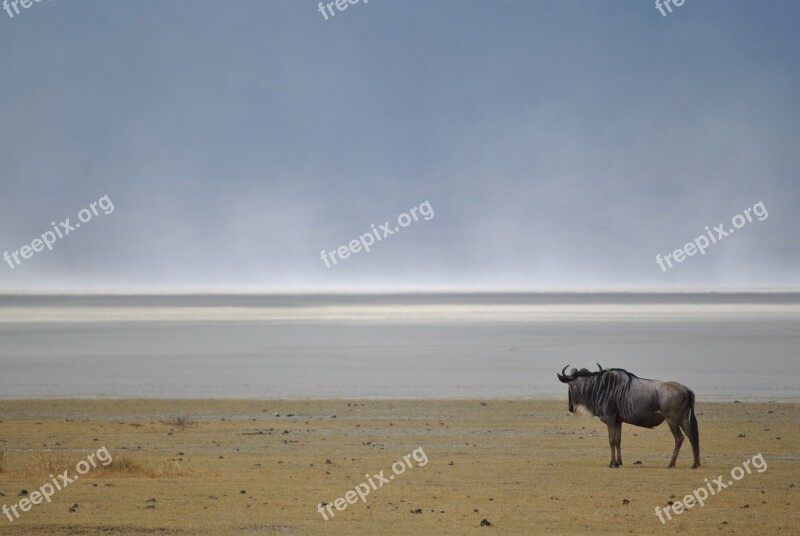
0,399,797,535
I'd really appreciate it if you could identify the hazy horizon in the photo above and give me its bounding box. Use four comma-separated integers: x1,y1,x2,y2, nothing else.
2,292,798,400
2,285,800,294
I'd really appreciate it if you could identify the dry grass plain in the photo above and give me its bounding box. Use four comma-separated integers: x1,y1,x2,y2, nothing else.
0,399,797,535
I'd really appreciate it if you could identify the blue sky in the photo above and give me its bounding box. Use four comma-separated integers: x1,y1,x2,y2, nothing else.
0,0,798,290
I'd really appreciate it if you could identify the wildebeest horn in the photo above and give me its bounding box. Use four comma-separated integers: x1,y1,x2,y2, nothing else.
597,363,604,372
557,364,571,383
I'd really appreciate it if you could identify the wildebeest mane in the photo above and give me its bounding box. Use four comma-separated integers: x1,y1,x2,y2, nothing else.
557,364,640,383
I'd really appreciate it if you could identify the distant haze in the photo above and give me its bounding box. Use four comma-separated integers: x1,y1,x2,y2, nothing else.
0,1,798,291
1,293,798,399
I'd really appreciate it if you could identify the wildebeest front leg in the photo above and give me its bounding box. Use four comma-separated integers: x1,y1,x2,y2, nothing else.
667,419,684,468
614,421,623,466
606,419,619,468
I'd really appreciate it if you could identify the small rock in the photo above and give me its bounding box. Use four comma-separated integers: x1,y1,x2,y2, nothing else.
410,508,422,514
146,498,156,503
240,490,247,494
622,499,630,505
480,518,493,526
634,461,642,465
738,433,746,438
19,490,28,496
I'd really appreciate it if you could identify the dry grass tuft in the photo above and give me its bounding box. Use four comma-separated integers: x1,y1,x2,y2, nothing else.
96,454,187,478
159,459,188,477
24,451,76,475
97,454,145,475
7,451,175,479
161,414,196,428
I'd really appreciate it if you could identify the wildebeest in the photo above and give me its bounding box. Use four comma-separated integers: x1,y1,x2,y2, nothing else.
557,364,700,468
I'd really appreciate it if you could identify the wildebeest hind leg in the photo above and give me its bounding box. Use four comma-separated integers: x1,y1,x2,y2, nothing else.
666,419,684,468
606,419,620,468
679,415,700,469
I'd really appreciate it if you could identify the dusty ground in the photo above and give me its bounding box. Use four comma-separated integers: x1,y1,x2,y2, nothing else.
0,399,796,535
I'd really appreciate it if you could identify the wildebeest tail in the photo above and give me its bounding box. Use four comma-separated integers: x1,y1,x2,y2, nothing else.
689,390,699,447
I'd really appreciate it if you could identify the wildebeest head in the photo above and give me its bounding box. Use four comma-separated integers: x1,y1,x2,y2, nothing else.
556,364,603,413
